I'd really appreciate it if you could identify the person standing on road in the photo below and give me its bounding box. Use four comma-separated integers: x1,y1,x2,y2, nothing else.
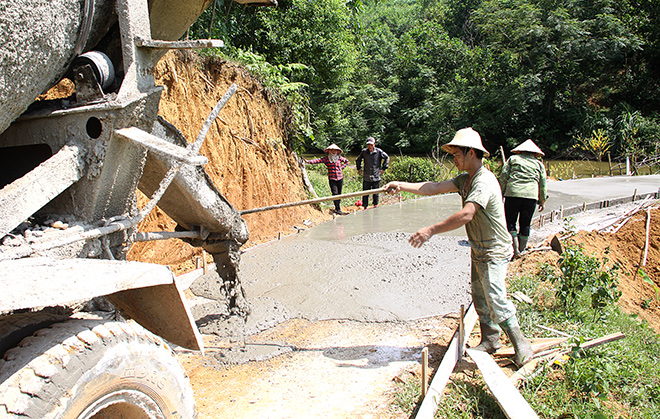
384,127,533,367
499,139,547,258
304,144,350,215
356,137,389,209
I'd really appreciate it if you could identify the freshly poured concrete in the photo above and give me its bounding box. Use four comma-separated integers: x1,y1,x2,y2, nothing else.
543,174,660,212
240,193,471,329
238,174,659,334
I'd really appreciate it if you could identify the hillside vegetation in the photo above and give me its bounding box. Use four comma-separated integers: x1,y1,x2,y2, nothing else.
191,0,660,163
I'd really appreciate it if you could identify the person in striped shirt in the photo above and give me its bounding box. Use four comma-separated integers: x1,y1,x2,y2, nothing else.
304,144,350,215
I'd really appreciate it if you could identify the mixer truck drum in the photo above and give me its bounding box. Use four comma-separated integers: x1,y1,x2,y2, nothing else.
72,51,115,91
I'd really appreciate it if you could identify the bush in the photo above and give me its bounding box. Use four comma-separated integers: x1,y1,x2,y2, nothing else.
544,244,621,319
382,156,441,183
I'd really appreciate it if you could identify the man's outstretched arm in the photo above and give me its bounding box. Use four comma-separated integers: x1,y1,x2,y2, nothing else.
409,202,478,248
384,180,458,196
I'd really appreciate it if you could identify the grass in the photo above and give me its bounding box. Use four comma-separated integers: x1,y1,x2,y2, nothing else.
392,245,660,419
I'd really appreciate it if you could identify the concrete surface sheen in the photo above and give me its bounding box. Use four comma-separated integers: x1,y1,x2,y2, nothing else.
241,193,472,329
240,175,659,330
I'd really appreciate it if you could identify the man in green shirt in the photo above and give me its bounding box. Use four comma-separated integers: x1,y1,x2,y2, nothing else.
385,127,532,367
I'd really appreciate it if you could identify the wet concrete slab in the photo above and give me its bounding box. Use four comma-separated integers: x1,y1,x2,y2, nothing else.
544,174,660,212
238,174,659,334
241,231,472,331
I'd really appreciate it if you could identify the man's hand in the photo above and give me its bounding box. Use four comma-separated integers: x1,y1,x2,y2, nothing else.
409,226,433,248
384,181,400,194
538,203,545,211
380,169,385,176
358,169,363,176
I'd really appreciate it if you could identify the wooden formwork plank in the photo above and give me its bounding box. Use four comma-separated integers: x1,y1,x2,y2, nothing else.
466,349,539,419
414,303,478,419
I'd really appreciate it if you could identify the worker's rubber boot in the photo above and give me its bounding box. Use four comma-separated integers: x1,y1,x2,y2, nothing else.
518,235,529,253
472,320,502,354
499,315,533,367
510,231,521,259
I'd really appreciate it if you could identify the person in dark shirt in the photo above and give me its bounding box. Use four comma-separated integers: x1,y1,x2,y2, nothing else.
356,137,389,209
305,144,350,215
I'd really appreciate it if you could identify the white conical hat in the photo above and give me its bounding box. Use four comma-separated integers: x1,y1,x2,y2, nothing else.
324,143,343,153
511,139,544,156
441,127,490,157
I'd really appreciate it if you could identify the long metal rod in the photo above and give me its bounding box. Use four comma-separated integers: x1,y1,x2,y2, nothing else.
134,231,203,242
239,187,391,215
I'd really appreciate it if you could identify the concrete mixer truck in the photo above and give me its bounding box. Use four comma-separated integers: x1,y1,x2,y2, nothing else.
0,0,273,416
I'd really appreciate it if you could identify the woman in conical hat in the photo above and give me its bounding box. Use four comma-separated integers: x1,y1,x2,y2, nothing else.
304,144,350,215
511,139,544,157
499,139,547,258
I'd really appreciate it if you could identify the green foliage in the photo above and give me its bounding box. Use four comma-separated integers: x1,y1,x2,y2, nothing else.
639,268,660,302
381,156,442,183
191,0,660,157
573,129,612,162
545,244,621,318
565,344,616,403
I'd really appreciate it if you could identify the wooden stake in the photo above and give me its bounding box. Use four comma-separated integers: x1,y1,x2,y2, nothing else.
536,324,573,338
421,347,429,398
415,304,478,419
459,305,465,361
579,332,625,350
643,209,651,266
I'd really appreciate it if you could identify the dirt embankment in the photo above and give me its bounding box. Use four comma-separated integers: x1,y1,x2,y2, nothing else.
127,51,332,274
510,207,660,333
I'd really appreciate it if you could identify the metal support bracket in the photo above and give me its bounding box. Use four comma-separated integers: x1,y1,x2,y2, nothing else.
115,127,208,166
135,37,225,50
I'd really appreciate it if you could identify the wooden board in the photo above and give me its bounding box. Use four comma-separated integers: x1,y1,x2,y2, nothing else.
467,349,539,419
414,303,478,419
493,337,568,357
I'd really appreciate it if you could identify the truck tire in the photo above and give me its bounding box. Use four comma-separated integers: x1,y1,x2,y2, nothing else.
0,318,196,418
